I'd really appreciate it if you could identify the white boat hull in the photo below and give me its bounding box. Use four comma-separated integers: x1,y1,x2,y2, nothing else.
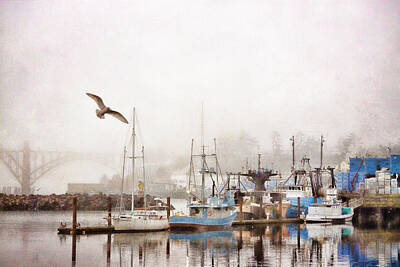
113,217,169,231
305,205,354,223
305,213,353,223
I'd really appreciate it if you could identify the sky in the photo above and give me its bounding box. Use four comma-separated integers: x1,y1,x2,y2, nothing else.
0,0,399,193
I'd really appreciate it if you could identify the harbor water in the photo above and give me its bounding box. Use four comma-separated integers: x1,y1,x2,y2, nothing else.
1,199,400,266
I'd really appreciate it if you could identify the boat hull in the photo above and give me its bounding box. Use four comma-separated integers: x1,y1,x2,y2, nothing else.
113,218,169,232
305,206,354,223
169,213,237,231
305,214,353,223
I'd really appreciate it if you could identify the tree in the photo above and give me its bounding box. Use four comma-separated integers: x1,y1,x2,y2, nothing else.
100,174,109,185
271,131,282,157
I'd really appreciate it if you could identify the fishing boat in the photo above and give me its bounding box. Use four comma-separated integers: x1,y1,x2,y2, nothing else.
304,188,354,223
113,108,169,231
169,129,237,231
305,204,353,223
275,185,319,218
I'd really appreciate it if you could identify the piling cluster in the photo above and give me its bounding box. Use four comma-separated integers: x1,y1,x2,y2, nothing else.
0,193,166,211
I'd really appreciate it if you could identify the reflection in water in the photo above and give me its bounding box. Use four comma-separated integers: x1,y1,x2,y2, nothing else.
2,211,400,266
112,231,169,267
170,230,236,267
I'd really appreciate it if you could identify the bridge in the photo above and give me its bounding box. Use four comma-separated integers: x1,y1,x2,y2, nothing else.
0,142,121,194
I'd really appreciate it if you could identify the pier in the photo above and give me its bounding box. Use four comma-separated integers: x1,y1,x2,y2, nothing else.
232,218,303,226
338,193,400,228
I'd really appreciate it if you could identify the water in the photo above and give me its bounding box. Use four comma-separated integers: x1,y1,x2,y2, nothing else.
1,200,400,266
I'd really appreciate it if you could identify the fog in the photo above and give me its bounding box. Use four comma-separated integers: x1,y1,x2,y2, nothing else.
0,0,399,193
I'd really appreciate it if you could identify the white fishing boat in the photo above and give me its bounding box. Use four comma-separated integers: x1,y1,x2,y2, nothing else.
304,188,354,223
113,108,169,232
305,204,353,223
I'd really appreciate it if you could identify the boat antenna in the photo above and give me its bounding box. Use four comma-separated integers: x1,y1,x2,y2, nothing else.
119,146,127,214
131,107,136,212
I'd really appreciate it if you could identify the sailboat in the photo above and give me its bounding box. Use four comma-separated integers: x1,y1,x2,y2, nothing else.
113,108,169,232
169,111,237,231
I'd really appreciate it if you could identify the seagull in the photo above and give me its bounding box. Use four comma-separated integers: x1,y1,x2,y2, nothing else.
86,93,129,124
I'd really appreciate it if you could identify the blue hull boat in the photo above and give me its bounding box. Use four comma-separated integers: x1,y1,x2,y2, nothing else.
169,195,237,231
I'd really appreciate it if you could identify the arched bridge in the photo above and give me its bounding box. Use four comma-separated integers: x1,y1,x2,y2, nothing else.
0,142,121,194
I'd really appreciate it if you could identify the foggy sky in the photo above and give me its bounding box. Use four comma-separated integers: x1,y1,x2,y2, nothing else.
0,0,399,193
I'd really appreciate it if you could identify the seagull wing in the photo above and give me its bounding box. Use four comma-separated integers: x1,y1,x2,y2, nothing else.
108,109,129,124
86,93,106,109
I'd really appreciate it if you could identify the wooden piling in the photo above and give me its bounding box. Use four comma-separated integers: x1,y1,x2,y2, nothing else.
72,197,77,262
297,197,300,218
72,233,77,262
297,224,300,250
167,197,171,219
106,233,111,264
239,196,243,222
107,196,112,227
313,197,317,204
72,197,77,230
166,238,170,258
279,198,283,219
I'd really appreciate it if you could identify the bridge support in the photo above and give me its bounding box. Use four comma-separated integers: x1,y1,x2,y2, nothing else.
0,142,119,194
21,142,31,195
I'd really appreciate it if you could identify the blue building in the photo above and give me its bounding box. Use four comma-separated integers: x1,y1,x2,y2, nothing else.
349,155,400,175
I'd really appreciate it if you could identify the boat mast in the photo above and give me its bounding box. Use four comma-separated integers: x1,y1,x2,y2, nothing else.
214,138,218,189
188,138,194,202
119,146,127,214
320,135,324,169
142,146,147,210
131,107,136,212
201,104,205,204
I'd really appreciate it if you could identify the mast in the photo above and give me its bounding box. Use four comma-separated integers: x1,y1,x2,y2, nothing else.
320,135,324,169
142,146,146,211
290,136,295,170
119,146,127,214
201,104,205,204
131,108,136,212
214,138,218,189
188,138,194,202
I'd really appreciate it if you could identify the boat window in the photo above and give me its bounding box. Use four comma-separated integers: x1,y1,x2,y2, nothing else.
189,207,200,216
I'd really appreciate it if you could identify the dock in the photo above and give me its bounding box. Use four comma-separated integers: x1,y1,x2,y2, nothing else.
59,196,306,236
58,225,114,235
58,219,303,235
57,225,172,235
232,218,303,225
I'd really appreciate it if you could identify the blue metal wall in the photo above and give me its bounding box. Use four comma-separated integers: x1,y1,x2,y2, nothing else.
391,155,400,174
349,155,400,174
349,158,389,175
336,172,365,191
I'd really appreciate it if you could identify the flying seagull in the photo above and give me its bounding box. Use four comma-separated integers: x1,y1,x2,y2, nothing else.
86,93,129,124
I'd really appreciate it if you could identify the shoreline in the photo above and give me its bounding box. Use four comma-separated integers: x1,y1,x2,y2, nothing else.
0,193,176,211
